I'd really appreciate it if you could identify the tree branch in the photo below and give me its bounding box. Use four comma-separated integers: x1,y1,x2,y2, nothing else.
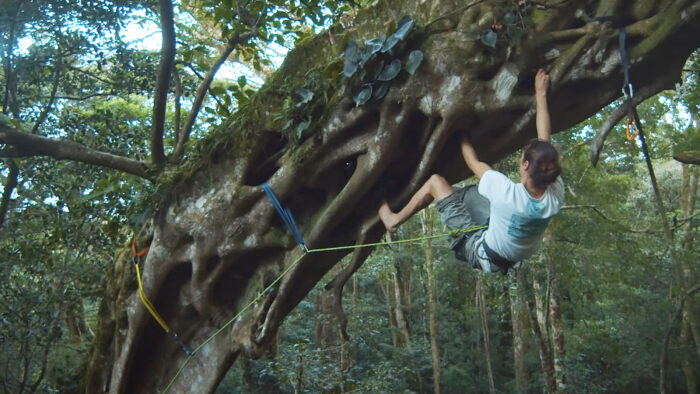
151,0,177,168
561,204,698,233
173,66,183,148
673,150,700,164
31,61,63,134
0,160,19,229
589,71,677,167
50,92,120,101
0,125,153,179
181,64,229,110
3,14,19,117
425,0,489,28
66,65,115,85
173,31,256,160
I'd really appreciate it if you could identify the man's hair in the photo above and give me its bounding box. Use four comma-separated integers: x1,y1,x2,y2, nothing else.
523,140,561,188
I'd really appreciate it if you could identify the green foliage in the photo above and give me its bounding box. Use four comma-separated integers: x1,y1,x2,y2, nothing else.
479,3,533,54
0,157,138,391
341,15,423,106
481,29,498,48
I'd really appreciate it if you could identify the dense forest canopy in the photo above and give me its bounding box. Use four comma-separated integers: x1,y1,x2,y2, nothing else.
0,0,699,393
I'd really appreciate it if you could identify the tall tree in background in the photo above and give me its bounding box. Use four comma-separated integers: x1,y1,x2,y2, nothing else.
421,209,441,394
678,163,698,394
509,268,531,393
1,0,700,392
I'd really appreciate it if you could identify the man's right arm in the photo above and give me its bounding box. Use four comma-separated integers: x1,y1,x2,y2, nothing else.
461,136,491,179
535,69,552,143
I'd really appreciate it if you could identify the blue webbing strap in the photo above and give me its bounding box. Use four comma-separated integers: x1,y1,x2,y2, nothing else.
262,182,308,252
618,27,633,100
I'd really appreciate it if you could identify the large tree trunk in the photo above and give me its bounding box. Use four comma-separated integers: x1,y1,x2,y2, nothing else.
85,1,700,392
476,279,496,394
509,268,531,393
540,228,567,393
524,267,557,393
549,258,566,393
393,261,412,347
382,278,400,347
680,164,700,359
422,210,441,394
679,164,699,393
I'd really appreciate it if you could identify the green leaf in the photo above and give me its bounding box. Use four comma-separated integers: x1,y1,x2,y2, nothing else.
78,184,116,202
377,59,401,81
238,76,247,87
393,16,415,40
344,61,359,78
353,85,372,106
214,7,231,21
342,39,361,62
0,113,12,127
372,59,385,79
507,25,523,43
210,86,225,95
359,46,375,65
381,35,401,53
405,50,423,75
503,12,516,25
217,105,229,116
296,119,311,139
373,83,389,100
381,16,415,53
198,60,211,71
481,29,498,48
294,88,314,106
365,36,385,55
343,40,361,77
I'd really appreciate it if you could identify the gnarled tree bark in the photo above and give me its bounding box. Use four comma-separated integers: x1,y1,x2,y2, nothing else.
84,0,700,392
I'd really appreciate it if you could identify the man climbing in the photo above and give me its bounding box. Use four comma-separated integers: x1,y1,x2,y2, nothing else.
378,69,564,274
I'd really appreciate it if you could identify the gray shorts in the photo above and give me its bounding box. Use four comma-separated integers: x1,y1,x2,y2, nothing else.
435,185,490,268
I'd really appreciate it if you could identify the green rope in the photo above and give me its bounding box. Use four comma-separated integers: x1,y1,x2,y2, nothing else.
161,224,486,392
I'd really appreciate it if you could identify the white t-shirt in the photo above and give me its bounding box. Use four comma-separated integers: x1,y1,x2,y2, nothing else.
478,170,564,262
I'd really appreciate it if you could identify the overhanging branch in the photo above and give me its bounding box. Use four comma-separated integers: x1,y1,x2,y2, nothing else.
674,150,700,164
151,0,177,168
590,71,677,167
0,125,152,179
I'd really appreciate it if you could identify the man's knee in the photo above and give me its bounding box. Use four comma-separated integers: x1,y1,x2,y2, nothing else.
428,174,452,198
428,174,447,186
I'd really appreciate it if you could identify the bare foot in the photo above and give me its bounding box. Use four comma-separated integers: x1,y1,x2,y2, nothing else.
378,201,398,233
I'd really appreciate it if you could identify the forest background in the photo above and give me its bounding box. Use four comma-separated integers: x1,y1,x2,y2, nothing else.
0,0,698,393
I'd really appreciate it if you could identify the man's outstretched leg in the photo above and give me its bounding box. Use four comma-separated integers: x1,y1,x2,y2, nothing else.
379,174,453,232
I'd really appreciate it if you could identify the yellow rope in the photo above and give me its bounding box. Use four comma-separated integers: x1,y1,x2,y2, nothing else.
135,263,171,333
159,224,486,392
